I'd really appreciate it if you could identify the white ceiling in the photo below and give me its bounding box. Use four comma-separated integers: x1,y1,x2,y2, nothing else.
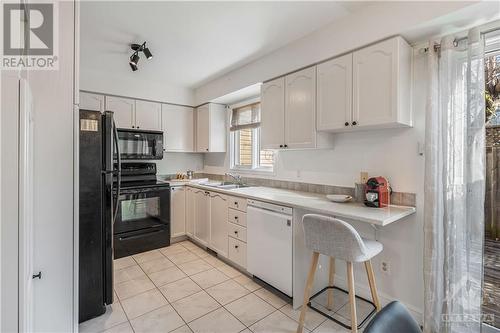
80,1,369,89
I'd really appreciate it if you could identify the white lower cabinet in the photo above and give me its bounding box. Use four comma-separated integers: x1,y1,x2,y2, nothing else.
228,237,247,269
170,186,186,238
185,187,194,236
209,192,228,257
193,189,210,246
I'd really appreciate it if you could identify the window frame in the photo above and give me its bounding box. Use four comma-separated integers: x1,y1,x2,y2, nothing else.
229,100,274,174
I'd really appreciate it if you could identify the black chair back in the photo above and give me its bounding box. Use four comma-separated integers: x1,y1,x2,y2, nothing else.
364,301,421,333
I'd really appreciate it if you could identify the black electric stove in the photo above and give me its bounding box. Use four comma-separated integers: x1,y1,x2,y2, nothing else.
113,163,170,259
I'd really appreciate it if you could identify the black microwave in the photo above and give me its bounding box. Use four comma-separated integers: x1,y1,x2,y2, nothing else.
116,128,163,160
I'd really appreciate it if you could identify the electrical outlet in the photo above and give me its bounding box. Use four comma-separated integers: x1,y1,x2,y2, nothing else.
381,261,391,275
360,172,369,183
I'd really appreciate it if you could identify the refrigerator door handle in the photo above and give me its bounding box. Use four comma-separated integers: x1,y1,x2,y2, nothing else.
112,120,121,223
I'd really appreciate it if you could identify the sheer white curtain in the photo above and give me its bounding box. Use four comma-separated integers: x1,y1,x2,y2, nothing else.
424,28,486,333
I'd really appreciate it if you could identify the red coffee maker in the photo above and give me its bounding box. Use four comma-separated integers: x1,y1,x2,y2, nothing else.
364,177,391,208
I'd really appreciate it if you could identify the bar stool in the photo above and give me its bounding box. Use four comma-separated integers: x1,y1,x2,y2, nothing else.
296,214,383,333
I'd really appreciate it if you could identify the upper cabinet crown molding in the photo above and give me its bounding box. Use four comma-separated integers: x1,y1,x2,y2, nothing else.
196,103,226,153
318,36,413,132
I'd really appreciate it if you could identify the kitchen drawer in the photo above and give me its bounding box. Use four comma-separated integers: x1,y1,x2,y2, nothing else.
228,196,247,212
228,237,247,268
228,208,246,227
228,222,247,243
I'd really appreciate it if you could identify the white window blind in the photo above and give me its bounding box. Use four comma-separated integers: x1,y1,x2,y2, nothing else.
230,102,261,131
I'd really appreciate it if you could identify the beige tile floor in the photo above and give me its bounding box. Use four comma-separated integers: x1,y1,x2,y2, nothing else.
79,240,366,333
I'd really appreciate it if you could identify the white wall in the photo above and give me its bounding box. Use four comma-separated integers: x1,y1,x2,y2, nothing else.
194,1,481,104
156,153,204,176
80,68,195,106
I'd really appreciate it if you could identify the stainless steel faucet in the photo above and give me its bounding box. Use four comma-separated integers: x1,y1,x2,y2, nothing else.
225,172,243,185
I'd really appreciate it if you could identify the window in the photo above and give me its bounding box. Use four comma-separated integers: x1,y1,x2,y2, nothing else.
230,102,274,171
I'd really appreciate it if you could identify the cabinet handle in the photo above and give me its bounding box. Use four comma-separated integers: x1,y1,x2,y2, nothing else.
344,122,349,126
234,216,238,219
137,126,140,129
284,144,288,148
352,121,357,126
279,144,283,148
206,148,209,152
234,201,238,206
234,230,238,234
235,245,239,249
132,126,135,128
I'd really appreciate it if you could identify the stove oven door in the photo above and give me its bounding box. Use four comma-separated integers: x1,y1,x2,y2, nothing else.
114,186,170,258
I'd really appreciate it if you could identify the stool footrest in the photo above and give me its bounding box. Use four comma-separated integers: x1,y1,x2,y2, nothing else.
307,286,376,330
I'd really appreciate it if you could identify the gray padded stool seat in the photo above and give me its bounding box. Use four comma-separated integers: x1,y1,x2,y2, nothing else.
297,214,383,333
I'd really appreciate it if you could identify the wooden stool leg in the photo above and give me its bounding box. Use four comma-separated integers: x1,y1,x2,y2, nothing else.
347,262,358,333
296,252,319,333
326,256,335,310
365,260,381,311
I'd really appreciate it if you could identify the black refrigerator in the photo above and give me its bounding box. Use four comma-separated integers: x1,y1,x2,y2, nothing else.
79,110,121,323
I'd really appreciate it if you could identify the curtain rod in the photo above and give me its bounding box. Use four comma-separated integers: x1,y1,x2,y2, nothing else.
420,26,500,53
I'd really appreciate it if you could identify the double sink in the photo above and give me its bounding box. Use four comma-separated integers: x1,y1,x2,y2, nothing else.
200,181,251,190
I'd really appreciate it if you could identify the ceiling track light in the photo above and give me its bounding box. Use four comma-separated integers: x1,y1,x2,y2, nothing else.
129,41,153,71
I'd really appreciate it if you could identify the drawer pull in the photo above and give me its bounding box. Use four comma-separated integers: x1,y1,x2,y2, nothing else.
234,201,238,206
235,245,239,249
234,230,238,234
234,216,238,219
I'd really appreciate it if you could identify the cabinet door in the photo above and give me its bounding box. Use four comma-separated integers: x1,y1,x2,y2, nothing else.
208,104,227,152
261,77,285,149
196,105,210,152
285,67,316,149
135,100,162,131
353,38,397,127
209,192,228,257
105,96,135,129
80,92,104,112
317,54,353,131
193,189,209,245
186,187,194,236
162,104,194,152
171,187,186,238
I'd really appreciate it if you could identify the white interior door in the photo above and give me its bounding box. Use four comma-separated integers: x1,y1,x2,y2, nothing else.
1,73,21,333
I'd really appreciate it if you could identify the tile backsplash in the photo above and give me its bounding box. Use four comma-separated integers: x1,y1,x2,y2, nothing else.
195,173,416,207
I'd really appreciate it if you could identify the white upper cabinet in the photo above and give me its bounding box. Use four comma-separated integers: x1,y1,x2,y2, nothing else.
261,77,285,149
285,67,316,149
135,100,162,131
196,103,226,153
105,96,135,129
162,104,194,152
80,92,104,112
317,54,353,131
209,192,228,258
352,37,412,129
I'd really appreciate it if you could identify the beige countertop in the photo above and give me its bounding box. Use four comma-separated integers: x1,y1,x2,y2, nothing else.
175,180,415,227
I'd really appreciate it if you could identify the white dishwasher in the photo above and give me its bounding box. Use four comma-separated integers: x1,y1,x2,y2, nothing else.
247,199,293,296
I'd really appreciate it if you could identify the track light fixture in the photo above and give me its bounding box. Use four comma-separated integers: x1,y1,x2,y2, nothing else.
129,42,153,71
